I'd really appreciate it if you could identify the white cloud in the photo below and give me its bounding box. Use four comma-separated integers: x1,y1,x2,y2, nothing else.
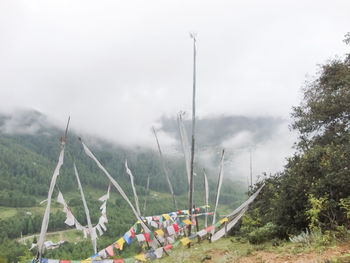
0,0,349,150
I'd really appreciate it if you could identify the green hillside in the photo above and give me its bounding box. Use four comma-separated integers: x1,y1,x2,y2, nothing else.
0,114,247,262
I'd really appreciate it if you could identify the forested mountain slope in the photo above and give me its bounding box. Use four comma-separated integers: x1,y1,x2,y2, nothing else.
0,111,246,238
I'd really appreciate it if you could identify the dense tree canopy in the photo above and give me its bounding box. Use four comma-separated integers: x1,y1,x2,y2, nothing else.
243,37,350,238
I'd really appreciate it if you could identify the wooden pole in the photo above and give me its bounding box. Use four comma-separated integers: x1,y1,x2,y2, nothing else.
188,32,197,244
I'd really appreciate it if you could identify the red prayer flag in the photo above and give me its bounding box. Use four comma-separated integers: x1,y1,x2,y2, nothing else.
173,223,179,233
114,259,124,263
60,260,70,263
106,245,114,256
205,225,214,232
130,228,135,238
114,243,119,249
164,244,172,251
143,233,151,242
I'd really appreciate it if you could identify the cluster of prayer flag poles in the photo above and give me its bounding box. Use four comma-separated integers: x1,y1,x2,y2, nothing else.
31,206,233,263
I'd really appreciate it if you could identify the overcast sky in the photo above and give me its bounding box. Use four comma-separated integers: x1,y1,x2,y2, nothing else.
0,0,349,180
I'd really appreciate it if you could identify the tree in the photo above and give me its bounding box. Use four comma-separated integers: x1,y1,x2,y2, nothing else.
242,37,350,238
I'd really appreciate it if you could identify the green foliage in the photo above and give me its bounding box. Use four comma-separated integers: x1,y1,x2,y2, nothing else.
0,114,248,261
0,237,27,263
246,222,278,244
339,197,350,224
305,194,328,231
240,39,350,241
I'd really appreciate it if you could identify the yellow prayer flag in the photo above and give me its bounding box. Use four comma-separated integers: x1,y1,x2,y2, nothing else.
81,258,92,263
134,253,147,262
116,237,125,250
180,237,191,246
162,214,171,221
182,219,192,225
219,217,229,224
155,229,165,236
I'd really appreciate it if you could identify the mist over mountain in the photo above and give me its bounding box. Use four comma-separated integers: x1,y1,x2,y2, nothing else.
160,114,285,149
0,109,53,135
0,109,296,183
159,114,296,181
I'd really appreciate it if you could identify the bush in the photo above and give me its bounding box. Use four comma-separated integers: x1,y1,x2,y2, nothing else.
247,222,278,244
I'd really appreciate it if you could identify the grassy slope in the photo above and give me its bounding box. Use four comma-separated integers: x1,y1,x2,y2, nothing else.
153,237,350,263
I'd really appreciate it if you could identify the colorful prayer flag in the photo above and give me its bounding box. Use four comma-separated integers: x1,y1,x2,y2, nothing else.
105,245,114,257
164,244,172,251
219,217,228,224
134,253,146,262
155,229,164,237
180,237,191,246
182,219,192,225
116,238,125,250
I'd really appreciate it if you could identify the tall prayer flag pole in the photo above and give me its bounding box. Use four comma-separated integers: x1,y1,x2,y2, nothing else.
188,32,197,240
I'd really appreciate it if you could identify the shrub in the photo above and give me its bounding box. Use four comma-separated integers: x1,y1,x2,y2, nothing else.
247,222,278,244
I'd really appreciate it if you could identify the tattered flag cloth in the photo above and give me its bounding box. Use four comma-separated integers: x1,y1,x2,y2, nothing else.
203,169,209,227
125,160,141,216
212,150,225,233
152,127,178,210
177,112,191,186
74,163,96,253
56,182,110,242
38,143,65,256
37,185,265,263
81,141,151,235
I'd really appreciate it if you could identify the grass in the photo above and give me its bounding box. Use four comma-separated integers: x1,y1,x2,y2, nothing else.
151,238,255,263
148,231,350,263
46,229,84,243
0,206,18,218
